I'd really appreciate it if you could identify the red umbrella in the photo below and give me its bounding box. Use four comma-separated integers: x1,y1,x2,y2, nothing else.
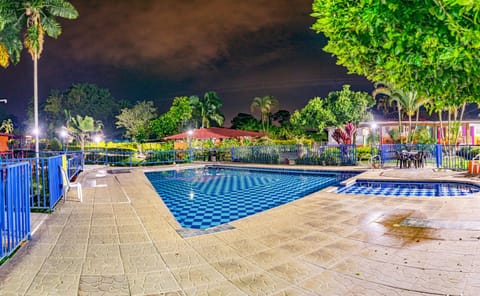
164,127,265,140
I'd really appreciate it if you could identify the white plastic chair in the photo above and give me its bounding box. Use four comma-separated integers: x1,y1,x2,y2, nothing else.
60,166,83,202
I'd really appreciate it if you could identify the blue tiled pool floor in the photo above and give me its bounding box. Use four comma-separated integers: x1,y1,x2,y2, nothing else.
146,167,353,229
337,180,480,197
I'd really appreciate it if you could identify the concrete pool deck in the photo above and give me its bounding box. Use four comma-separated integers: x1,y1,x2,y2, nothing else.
1,164,480,295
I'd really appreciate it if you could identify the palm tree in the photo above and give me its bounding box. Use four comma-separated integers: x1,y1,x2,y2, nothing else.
190,91,225,128
67,115,103,152
373,83,427,144
15,0,78,158
250,95,279,132
0,2,23,68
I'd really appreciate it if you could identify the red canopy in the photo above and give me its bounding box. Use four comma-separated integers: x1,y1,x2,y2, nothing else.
164,127,265,140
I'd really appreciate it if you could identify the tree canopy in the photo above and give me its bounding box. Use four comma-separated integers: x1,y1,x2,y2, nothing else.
43,83,120,136
190,91,225,128
150,96,193,139
311,0,480,106
116,101,157,143
290,85,373,137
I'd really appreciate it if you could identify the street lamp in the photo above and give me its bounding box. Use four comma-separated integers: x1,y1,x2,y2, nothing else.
93,135,101,149
60,129,68,152
371,122,377,146
187,129,193,162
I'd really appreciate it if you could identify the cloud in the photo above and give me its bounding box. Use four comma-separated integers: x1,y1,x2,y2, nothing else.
58,0,311,77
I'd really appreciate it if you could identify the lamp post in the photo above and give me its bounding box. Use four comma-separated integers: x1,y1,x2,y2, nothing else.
187,129,193,162
93,135,101,150
371,122,378,147
60,129,68,153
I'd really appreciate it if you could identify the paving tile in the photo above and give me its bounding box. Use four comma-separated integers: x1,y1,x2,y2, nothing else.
266,260,325,284
122,254,167,273
82,256,124,275
161,249,207,269
90,225,118,235
78,275,130,296
118,231,150,243
193,244,240,263
230,271,291,295
297,270,355,295
127,271,181,295
119,242,159,257
39,257,84,274
410,269,467,296
224,238,269,257
49,243,87,258
0,271,37,296
86,244,121,258
14,242,54,257
211,257,263,280
88,233,119,244
270,286,318,296
25,273,80,296
171,264,226,290
246,248,293,269
183,280,247,296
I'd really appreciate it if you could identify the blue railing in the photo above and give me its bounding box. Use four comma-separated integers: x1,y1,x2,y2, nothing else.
76,144,480,171
231,145,356,165
3,153,83,210
0,161,31,261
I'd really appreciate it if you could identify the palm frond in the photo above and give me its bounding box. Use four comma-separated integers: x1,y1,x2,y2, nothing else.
46,0,78,19
41,16,61,38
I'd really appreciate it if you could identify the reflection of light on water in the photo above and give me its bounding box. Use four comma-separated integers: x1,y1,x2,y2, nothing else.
189,190,194,200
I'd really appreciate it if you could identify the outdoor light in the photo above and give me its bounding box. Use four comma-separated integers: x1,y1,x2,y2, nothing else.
32,128,39,135
94,135,101,143
60,130,68,138
187,129,193,136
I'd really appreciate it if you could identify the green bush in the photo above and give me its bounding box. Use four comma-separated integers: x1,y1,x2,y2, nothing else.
48,137,63,151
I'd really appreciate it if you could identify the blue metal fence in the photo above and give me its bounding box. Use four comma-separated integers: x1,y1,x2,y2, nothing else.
0,161,31,260
77,144,480,171
4,153,83,210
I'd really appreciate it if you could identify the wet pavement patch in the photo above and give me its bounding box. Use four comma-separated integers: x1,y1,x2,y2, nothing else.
401,218,480,231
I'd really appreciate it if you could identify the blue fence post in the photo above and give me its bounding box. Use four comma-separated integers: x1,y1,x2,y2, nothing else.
130,152,133,167
231,147,235,161
435,144,443,168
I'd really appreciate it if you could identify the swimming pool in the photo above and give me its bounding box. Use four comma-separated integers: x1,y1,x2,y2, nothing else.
336,180,480,197
145,166,357,229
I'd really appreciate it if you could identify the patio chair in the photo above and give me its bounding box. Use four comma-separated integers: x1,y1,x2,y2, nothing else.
414,151,425,168
59,166,83,202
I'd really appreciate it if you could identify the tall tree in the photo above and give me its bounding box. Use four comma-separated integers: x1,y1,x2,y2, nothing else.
324,85,374,127
230,113,260,130
67,115,102,152
272,110,291,127
190,91,224,128
116,101,157,149
290,97,335,137
250,95,279,132
150,96,193,139
43,83,120,137
311,0,480,114
13,0,78,158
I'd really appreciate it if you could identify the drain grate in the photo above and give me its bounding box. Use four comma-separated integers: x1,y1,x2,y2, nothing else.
107,169,131,174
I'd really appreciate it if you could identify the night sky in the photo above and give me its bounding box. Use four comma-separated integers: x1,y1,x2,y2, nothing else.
0,0,372,126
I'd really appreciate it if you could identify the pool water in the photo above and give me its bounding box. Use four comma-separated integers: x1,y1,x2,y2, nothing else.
336,180,480,197
145,166,356,229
